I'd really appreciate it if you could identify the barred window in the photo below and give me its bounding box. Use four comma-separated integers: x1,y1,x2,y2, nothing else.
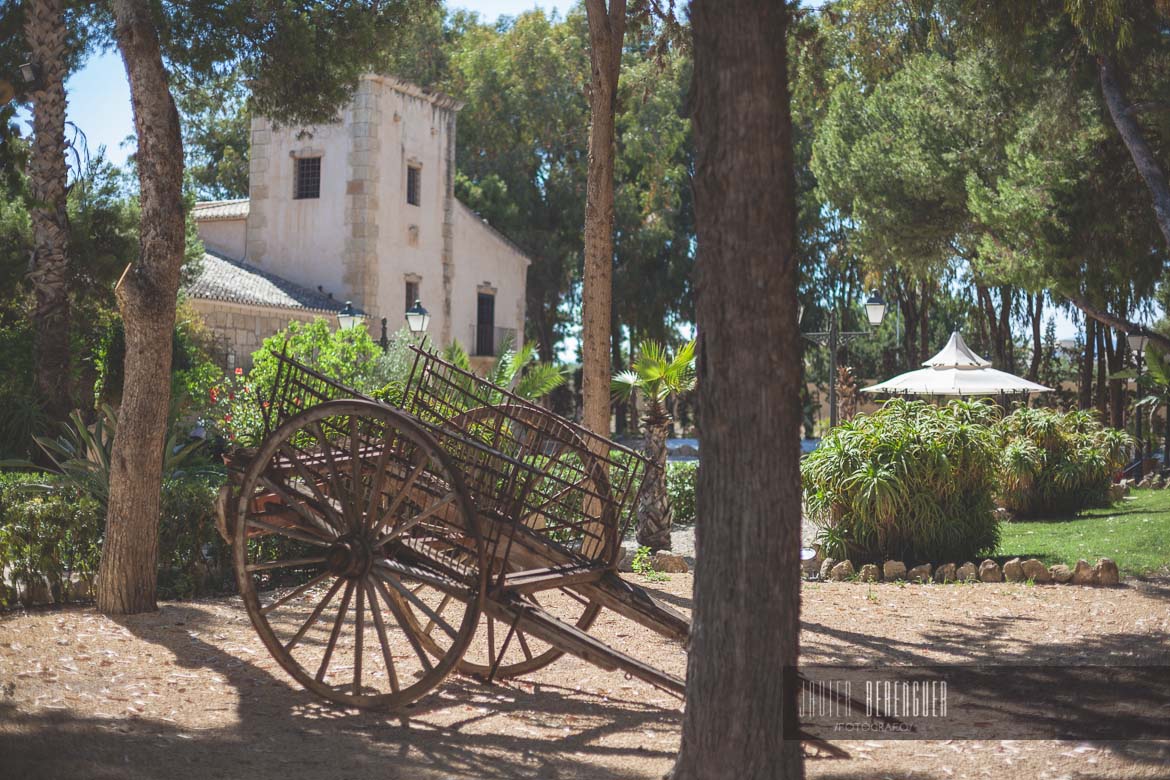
294,157,321,200
407,165,421,206
405,279,419,312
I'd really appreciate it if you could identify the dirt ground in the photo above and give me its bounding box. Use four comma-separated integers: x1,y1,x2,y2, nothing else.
2,575,1169,780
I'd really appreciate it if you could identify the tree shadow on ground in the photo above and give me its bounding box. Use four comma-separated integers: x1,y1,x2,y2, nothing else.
0,600,680,780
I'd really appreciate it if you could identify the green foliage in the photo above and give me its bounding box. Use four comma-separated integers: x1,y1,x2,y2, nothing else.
31,406,209,512
443,334,567,401
631,545,668,582
611,339,696,418
0,472,102,606
997,407,1132,517
802,399,1003,564
158,475,231,599
666,461,697,526
249,318,384,402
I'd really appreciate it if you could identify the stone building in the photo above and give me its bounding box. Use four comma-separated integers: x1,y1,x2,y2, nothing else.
188,75,530,368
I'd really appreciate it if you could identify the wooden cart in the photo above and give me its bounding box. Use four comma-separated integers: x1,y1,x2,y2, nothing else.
217,346,690,710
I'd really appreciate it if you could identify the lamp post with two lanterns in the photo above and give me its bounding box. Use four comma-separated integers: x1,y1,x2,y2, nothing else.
337,298,431,346
801,291,888,429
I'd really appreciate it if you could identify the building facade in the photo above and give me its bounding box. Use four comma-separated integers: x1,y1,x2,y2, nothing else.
189,75,530,368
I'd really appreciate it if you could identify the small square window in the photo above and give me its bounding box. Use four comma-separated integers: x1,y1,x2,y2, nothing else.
407,165,421,206
294,157,321,200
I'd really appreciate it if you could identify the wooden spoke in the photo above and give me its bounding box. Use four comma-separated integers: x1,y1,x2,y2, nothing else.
246,516,332,547
256,474,340,539
234,398,484,710
285,576,345,652
274,446,347,533
374,492,457,547
516,629,534,661
365,580,400,694
246,556,327,573
261,571,333,616
310,421,350,530
423,594,453,637
364,432,397,522
372,576,434,672
315,580,355,683
353,577,365,695
375,568,460,641
370,455,430,536
487,616,496,669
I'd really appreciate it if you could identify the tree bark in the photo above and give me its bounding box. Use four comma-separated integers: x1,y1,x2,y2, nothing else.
635,414,671,550
1079,317,1095,410
674,3,803,778
1096,324,1108,417
1027,292,1043,382
580,0,626,436
1104,327,1125,430
1063,290,1170,354
97,0,187,615
24,0,73,421
1099,54,1170,250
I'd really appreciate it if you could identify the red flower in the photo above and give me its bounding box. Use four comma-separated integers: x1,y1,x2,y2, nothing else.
235,367,244,375
228,392,235,401
210,388,219,403
224,414,233,422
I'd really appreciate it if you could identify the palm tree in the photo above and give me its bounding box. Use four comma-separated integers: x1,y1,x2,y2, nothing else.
612,339,696,550
442,335,567,401
23,0,74,420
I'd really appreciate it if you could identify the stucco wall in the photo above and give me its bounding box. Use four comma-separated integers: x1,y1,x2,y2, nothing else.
452,203,528,353
189,298,335,369
200,75,530,356
197,218,247,260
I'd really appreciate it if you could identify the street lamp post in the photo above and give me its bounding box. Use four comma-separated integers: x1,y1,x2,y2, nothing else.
405,299,431,345
802,291,887,428
1128,330,1149,481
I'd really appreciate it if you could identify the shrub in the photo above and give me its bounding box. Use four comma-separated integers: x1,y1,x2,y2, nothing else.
0,473,102,605
666,461,697,525
158,475,232,599
997,407,1131,517
802,398,1002,564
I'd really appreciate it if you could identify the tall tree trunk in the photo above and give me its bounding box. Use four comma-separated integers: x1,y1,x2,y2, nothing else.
1104,328,1125,430
24,0,73,421
1098,55,1170,250
97,0,187,615
1079,317,1095,410
1027,292,1043,382
580,0,626,435
1096,324,1108,417
675,3,803,778
635,413,672,550
612,314,627,436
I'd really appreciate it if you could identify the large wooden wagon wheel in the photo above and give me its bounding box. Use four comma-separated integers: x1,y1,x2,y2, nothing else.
408,404,614,680
233,399,486,710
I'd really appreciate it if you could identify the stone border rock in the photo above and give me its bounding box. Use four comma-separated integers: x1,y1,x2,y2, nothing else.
810,556,1121,587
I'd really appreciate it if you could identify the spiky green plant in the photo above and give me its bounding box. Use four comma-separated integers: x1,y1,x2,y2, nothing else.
802,398,1002,564
442,334,567,401
996,407,1131,517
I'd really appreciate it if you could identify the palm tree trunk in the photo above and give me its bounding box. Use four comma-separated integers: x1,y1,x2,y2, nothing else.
580,0,626,436
97,0,187,615
635,415,672,550
24,0,73,421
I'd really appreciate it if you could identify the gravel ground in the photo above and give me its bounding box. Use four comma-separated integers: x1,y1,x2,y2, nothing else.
2,575,1168,780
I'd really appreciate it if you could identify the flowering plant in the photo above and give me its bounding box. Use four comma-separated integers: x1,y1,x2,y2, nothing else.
203,368,266,447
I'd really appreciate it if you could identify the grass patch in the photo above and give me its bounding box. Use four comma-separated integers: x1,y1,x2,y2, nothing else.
997,488,1170,577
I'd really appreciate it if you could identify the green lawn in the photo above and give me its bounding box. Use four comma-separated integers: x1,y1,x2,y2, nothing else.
996,489,1170,577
